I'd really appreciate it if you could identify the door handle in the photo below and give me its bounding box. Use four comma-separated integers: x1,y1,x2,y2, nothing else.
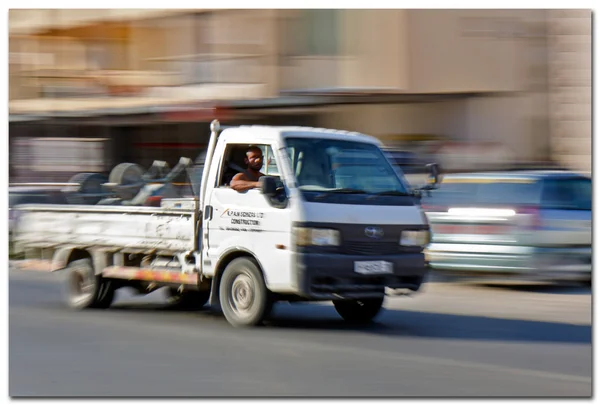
204,205,213,220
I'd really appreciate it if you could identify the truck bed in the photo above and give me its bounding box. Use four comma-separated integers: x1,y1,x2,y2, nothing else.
13,199,199,255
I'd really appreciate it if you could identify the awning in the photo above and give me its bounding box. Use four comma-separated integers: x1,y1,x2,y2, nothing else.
9,83,268,120
279,88,500,104
9,84,504,123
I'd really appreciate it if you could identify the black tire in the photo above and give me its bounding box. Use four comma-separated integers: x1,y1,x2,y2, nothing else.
92,280,116,309
108,163,145,201
68,173,108,193
109,163,144,185
66,173,109,205
333,297,385,324
219,257,272,327
63,259,115,309
166,288,210,310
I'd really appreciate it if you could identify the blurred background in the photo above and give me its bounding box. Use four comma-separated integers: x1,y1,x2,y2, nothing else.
8,9,592,184
7,9,593,397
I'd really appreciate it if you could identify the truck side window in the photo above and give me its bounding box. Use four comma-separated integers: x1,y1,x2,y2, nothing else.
218,144,282,187
219,145,250,187
262,145,280,177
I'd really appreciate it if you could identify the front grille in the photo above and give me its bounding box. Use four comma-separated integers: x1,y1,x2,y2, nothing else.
310,275,423,294
344,241,400,255
312,275,386,293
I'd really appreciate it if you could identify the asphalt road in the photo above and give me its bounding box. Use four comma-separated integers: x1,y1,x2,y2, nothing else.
9,267,591,397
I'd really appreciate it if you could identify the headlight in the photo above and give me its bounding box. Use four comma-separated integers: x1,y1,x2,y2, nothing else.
400,230,430,246
295,227,340,246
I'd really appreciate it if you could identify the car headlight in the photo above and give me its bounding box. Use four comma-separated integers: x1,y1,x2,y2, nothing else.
400,230,430,246
295,227,340,246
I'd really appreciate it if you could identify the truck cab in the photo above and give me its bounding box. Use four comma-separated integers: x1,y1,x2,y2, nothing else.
201,124,432,325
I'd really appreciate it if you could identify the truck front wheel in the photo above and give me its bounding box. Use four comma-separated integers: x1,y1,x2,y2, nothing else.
64,259,115,309
219,257,272,327
333,297,384,324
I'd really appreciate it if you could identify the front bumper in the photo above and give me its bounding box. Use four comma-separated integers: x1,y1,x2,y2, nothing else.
295,252,428,300
425,244,592,281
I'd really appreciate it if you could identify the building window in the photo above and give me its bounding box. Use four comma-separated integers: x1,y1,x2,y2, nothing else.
283,10,339,58
302,9,339,56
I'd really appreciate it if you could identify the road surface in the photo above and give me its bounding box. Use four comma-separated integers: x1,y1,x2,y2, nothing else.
9,266,591,397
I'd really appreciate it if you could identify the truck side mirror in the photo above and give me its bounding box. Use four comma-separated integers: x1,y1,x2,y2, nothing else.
417,163,440,192
426,163,440,187
411,188,423,199
260,176,288,209
260,176,277,197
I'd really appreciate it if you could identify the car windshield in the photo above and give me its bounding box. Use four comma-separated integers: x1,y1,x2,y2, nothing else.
422,178,543,207
542,177,591,210
284,138,409,195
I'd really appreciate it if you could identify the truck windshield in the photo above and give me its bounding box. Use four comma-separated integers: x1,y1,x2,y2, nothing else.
284,138,410,195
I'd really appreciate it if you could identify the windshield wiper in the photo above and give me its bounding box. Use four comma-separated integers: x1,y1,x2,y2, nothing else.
369,190,412,197
328,188,368,194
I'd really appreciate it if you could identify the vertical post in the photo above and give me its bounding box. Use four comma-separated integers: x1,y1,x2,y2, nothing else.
199,119,220,209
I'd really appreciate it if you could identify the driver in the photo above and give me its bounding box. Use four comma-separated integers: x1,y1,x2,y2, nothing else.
230,146,265,192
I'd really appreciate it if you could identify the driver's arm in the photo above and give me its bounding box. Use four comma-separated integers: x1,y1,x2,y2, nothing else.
230,173,261,192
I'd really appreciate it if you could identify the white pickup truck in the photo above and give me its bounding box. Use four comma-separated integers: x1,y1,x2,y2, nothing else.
13,120,439,327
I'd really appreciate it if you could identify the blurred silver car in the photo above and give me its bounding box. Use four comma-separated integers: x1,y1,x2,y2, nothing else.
421,171,591,283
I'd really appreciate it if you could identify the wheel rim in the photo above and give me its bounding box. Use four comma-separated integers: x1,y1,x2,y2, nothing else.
229,273,255,317
70,270,94,305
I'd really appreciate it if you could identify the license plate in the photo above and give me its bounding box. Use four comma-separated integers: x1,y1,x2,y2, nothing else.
354,261,393,275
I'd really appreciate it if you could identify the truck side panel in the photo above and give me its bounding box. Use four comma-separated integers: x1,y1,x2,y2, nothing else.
14,204,197,255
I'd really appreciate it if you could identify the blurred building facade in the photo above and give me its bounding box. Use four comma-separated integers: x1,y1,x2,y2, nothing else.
8,9,592,182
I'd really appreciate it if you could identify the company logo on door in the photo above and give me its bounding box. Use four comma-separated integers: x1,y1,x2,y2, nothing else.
220,208,264,227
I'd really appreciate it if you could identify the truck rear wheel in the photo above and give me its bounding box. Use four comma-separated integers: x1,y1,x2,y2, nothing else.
166,288,210,310
219,258,272,327
333,297,384,324
64,259,115,309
